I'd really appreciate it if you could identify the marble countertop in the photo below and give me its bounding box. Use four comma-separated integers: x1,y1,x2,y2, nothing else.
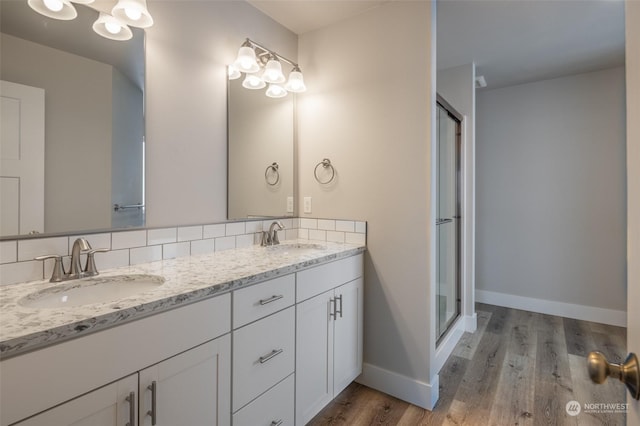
0,240,365,359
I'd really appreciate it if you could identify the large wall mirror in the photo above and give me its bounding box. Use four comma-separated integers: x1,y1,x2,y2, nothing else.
0,1,145,238
227,77,295,219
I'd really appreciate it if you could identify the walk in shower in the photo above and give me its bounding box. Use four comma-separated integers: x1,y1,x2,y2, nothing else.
436,96,462,344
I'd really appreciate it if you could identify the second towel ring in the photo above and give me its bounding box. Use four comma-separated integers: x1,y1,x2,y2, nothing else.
314,158,335,184
265,162,280,186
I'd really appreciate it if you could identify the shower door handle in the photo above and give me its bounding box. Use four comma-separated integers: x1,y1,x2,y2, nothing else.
436,218,453,225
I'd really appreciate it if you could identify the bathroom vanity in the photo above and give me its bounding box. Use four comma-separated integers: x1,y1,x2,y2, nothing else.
0,241,364,426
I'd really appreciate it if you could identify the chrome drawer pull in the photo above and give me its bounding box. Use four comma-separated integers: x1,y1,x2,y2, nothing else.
336,294,343,318
259,294,284,305
329,298,336,319
271,420,283,426
147,381,157,425
259,348,284,364
125,391,135,426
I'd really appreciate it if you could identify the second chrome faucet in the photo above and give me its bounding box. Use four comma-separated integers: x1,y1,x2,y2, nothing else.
261,221,285,246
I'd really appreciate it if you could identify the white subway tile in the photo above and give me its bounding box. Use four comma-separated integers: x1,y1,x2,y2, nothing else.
226,222,245,236
112,230,147,249
163,242,190,259
300,218,318,229
177,226,203,242
298,228,309,240
280,218,294,229
203,224,225,239
95,249,130,270
0,241,17,264
284,229,298,241
291,218,301,228
69,233,112,251
308,229,326,241
317,219,336,231
236,234,254,248
336,220,355,233
148,228,177,245
326,231,345,243
191,239,215,255
18,237,68,261
215,236,236,251
355,221,367,234
130,246,162,265
0,261,43,285
244,220,263,233
346,233,366,245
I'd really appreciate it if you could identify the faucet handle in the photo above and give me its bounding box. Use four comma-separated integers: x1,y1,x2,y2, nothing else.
84,248,109,276
35,255,65,282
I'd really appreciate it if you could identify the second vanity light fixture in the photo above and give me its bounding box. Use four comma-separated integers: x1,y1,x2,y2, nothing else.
229,38,307,98
27,0,153,41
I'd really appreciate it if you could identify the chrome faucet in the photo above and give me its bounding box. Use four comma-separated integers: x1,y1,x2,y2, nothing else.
262,221,285,246
35,238,108,282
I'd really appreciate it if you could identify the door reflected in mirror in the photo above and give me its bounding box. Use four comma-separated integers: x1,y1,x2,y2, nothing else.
0,1,145,237
227,77,295,219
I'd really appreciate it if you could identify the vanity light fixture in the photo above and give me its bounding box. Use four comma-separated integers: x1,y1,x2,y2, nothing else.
93,12,133,41
27,0,153,42
231,38,307,98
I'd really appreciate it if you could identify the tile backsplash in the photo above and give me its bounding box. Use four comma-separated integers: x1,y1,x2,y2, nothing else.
0,218,366,286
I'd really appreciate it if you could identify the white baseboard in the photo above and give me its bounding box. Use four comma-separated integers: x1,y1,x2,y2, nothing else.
476,289,626,327
464,312,477,333
356,363,438,410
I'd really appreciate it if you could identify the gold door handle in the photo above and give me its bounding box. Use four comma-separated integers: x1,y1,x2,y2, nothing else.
587,351,639,400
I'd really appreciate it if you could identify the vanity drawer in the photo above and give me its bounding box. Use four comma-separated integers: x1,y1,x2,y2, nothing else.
233,274,295,328
297,254,363,302
233,374,294,426
232,307,295,412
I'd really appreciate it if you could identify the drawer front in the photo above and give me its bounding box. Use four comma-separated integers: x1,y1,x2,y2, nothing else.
233,274,295,329
233,374,294,426
296,254,363,302
232,307,295,412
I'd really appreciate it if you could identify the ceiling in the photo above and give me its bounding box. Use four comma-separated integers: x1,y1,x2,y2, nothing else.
247,0,625,90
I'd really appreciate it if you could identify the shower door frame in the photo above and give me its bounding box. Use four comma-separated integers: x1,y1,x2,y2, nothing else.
436,94,463,346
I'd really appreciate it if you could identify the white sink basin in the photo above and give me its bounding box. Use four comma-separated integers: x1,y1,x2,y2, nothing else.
265,242,326,254
19,274,165,309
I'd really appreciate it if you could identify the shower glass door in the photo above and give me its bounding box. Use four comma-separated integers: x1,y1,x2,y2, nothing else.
436,97,461,345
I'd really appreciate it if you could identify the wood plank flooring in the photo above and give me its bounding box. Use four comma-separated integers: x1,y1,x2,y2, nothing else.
308,303,627,426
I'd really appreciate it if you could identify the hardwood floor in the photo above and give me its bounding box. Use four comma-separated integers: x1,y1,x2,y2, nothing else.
308,303,627,426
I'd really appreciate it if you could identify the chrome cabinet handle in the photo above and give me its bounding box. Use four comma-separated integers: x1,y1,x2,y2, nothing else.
336,295,343,318
436,218,453,225
259,348,283,364
259,294,284,305
329,298,336,319
147,381,157,425
125,391,135,426
271,420,283,426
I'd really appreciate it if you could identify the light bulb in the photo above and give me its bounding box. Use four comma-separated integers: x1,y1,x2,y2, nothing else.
266,84,287,98
43,0,63,12
263,58,285,84
124,7,142,21
105,21,121,34
285,69,306,93
242,74,266,90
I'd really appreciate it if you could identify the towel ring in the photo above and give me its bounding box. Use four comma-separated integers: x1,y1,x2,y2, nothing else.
314,158,335,184
265,162,280,186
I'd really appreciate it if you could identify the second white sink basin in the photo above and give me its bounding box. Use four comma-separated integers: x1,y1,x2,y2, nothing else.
19,274,165,309
265,242,326,254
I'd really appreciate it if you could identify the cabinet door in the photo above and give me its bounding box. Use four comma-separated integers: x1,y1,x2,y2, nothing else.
15,375,137,426
139,335,231,426
295,289,334,426
333,278,364,395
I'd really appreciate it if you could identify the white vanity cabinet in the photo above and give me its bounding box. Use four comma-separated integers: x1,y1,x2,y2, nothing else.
295,255,364,425
1,294,231,426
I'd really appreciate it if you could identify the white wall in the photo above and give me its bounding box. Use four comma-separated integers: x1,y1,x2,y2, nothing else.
144,0,297,227
475,67,627,322
298,1,438,408
1,33,112,233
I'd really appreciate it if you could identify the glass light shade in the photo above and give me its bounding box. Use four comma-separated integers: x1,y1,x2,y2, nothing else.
228,65,241,80
71,0,95,4
242,74,266,90
93,13,133,41
28,0,77,20
266,84,287,98
234,46,260,73
112,0,154,28
285,70,307,93
262,59,286,84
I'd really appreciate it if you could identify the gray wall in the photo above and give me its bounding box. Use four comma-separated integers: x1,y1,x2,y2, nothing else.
476,66,627,311
144,0,297,227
